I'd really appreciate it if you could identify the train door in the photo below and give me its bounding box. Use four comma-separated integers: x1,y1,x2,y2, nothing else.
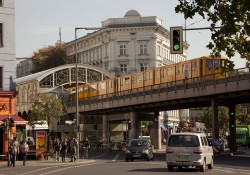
154,68,161,85
191,60,199,78
175,64,181,81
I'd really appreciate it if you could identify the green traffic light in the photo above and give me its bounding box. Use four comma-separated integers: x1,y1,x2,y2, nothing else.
231,124,235,128
173,44,180,51
230,112,234,116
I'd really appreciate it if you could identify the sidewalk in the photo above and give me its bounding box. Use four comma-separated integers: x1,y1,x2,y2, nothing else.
0,156,94,168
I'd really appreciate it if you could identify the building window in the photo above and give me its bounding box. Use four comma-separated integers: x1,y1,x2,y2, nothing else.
120,64,127,73
120,45,127,56
140,44,147,55
0,67,2,90
0,0,2,6
157,45,161,56
140,63,147,71
0,23,3,47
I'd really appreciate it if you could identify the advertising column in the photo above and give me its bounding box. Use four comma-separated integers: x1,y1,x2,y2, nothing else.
36,131,47,159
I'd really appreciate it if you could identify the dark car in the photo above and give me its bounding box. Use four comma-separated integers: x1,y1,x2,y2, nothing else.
207,136,224,153
125,138,154,162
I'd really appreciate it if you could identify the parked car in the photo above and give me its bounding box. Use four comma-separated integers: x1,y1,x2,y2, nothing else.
207,136,225,153
166,132,214,172
125,138,154,162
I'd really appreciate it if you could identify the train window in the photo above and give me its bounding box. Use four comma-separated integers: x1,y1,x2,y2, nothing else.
176,66,180,75
182,64,189,73
143,74,147,81
121,79,123,86
155,70,159,78
125,77,130,85
132,76,135,84
206,60,213,70
137,75,142,82
214,60,220,70
149,72,152,80
192,61,197,71
167,67,172,76
100,83,105,90
161,69,166,77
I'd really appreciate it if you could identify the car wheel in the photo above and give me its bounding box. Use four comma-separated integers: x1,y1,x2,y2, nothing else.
200,160,206,172
150,157,154,161
147,157,150,161
168,165,174,172
130,158,134,161
178,166,183,170
125,158,129,162
208,158,213,169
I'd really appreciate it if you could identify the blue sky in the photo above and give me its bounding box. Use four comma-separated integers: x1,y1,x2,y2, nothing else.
15,0,246,68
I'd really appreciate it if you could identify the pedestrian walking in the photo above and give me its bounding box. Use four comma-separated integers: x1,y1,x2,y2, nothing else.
20,139,29,166
61,138,68,162
52,138,61,161
10,137,19,167
82,138,90,159
69,135,78,162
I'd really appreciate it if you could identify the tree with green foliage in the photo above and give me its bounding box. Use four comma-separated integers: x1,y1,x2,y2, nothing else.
29,93,65,129
31,43,67,73
201,104,250,134
175,0,250,67
235,103,250,125
201,106,229,134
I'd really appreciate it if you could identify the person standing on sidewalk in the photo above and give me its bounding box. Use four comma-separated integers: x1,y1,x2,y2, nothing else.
10,137,19,167
20,139,29,166
69,135,78,162
52,138,61,161
61,138,68,162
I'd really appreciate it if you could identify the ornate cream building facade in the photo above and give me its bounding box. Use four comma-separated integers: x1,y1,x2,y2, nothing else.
65,10,190,127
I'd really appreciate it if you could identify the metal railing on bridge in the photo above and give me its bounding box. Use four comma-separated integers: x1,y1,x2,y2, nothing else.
67,67,250,107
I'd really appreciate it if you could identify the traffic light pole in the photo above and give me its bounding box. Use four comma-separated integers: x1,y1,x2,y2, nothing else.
229,104,236,152
7,115,11,166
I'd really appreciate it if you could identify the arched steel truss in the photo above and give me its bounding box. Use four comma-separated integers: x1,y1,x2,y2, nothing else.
38,64,114,89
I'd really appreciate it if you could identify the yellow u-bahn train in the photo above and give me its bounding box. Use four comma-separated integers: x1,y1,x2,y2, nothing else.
67,56,228,100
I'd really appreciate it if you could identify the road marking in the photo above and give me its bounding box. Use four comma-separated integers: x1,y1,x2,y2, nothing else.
37,162,102,175
112,154,120,161
90,153,107,159
214,167,250,174
19,166,59,175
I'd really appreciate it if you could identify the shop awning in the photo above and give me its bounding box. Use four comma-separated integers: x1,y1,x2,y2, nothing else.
0,115,28,125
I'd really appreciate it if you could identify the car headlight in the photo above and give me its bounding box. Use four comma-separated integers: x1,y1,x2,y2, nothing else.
126,150,131,153
142,149,149,154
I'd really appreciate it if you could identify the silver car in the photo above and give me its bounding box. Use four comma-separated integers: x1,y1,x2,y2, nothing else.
166,132,214,172
125,138,154,162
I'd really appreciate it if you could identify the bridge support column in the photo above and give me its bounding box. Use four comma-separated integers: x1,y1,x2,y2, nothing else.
102,114,109,151
229,104,237,152
211,99,219,139
129,112,139,140
151,112,161,150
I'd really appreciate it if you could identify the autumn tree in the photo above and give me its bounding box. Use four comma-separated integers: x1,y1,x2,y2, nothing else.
29,93,65,129
175,0,250,67
31,43,67,73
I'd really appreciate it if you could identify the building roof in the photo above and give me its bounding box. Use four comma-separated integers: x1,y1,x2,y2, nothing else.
15,69,51,84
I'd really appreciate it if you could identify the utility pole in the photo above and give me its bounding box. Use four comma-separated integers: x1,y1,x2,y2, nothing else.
7,115,11,166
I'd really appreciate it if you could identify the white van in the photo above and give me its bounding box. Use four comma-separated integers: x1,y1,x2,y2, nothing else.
166,132,213,172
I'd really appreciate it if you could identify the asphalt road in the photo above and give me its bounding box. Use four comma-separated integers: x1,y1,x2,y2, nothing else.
0,148,249,175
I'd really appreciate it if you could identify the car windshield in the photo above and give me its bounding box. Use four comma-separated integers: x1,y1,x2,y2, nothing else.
130,140,147,146
168,135,200,147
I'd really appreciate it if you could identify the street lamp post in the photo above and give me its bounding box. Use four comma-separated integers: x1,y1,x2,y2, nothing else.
74,27,103,160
